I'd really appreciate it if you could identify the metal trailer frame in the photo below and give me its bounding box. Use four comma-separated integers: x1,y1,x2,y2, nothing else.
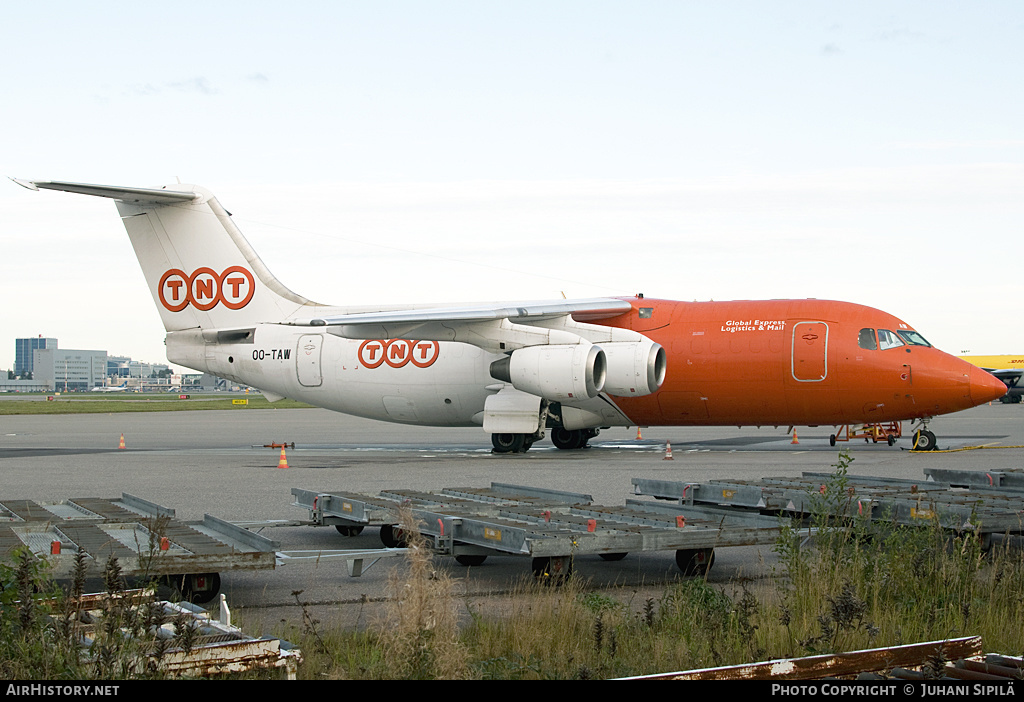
631,470,1024,547
291,482,784,578
0,493,279,603
829,421,903,446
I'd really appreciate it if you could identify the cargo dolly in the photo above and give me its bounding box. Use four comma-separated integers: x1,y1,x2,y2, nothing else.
0,493,279,604
291,482,785,579
631,470,1024,550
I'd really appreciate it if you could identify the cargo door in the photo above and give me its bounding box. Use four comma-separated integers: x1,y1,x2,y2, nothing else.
791,321,828,382
296,334,323,387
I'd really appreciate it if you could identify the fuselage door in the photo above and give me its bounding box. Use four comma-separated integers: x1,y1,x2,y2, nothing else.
791,321,828,382
297,334,323,387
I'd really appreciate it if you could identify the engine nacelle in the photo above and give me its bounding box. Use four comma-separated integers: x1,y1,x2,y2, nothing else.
490,343,606,402
600,340,666,396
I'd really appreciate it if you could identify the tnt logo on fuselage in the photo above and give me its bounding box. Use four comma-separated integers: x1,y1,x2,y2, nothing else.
159,267,256,312
358,339,440,369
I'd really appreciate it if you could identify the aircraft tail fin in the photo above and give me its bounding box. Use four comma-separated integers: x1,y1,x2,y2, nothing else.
19,180,315,331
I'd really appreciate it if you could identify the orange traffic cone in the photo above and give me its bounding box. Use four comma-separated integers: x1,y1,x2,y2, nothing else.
664,441,674,460
636,426,643,440
277,447,289,469
118,433,126,449
791,430,800,445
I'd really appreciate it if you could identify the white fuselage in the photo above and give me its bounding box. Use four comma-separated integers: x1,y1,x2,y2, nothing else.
167,325,499,426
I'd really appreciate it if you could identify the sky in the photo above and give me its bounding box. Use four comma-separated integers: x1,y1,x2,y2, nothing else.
1,2,1022,372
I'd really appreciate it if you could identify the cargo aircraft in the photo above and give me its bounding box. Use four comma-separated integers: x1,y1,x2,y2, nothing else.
14,179,1007,452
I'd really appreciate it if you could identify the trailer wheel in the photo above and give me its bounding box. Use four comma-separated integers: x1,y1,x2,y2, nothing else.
598,552,628,561
532,555,573,584
165,572,221,604
380,524,408,548
335,524,364,537
455,555,487,566
674,548,715,577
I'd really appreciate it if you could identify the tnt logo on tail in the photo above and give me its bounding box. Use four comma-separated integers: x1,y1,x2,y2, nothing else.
159,266,256,311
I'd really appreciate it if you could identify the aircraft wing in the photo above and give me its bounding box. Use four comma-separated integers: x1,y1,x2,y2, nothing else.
293,298,631,327
284,298,635,353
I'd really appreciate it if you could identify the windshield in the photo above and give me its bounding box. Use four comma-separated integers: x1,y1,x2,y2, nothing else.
877,329,905,350
896,330,932,347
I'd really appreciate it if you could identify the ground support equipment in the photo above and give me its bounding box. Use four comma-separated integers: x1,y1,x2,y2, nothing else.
829,422,902,446
0,493,278,603
291,482,784,579
632,470,1024,550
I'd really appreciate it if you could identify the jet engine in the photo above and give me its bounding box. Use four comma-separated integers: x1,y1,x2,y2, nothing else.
490,343,606,402
600,340,667,396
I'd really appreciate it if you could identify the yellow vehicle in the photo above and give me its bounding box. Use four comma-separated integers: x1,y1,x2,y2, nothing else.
959,355,1023,404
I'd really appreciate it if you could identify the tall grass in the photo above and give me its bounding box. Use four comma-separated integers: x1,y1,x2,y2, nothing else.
7,451,1024,679
295,451,1024,679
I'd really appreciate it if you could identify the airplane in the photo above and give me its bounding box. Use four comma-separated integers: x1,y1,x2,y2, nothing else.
959,355,1024,404
90,380,129,393
13,179,1008,452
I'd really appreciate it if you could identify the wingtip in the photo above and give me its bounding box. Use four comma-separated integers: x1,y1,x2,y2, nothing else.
9,177,40,191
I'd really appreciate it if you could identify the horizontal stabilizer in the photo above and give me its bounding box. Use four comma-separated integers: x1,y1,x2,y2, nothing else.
11,179,198,205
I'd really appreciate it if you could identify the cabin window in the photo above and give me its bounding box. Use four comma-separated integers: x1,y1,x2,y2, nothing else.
877,329,905,350
858,328,877,350
897,330,932,347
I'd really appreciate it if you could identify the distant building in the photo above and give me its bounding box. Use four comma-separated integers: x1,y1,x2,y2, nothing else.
14,336,57,376
33,348,107,391
107,355,132,378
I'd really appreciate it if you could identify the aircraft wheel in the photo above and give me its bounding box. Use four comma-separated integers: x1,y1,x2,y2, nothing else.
887,435,896,446
598,552,628,562
912,430,937,451
455,555,487,566
551,428,584,450
335,524,364,537
492,433,526,453
675,548,716,577
829,434,836,446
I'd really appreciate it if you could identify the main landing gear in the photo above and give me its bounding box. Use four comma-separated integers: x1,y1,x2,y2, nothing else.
491,432,536,453
490,428,600,453
550,428,598,450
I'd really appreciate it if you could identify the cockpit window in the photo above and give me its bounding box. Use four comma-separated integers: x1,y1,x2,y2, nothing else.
858,328,877,350
877,329,905,350
896,330,931,347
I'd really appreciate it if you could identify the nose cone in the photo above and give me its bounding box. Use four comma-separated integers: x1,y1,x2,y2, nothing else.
969,365,1008,404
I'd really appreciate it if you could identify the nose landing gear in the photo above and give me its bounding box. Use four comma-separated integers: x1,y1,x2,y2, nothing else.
911,427,938,451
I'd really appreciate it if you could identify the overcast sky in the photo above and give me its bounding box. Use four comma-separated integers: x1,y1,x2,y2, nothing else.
2,2,1022,372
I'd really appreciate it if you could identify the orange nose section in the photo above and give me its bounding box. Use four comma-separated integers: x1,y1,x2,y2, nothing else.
968,365,1009,404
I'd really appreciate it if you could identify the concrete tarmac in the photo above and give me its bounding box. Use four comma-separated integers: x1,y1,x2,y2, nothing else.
2,403,1021,636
